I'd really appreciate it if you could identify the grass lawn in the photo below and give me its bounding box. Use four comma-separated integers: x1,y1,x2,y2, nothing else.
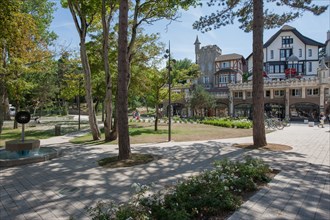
0,118,89,148
70,122,255,145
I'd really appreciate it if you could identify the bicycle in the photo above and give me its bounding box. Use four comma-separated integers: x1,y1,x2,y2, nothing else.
265,117,284,130
282,118,291,127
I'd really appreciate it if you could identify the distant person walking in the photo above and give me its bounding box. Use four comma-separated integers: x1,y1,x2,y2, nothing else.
317,112,326,128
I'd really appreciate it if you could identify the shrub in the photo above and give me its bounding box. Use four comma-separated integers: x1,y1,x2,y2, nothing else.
202,118,252,129
86,157,272,220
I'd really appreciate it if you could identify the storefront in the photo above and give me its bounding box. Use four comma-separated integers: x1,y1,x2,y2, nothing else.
289,102,319,121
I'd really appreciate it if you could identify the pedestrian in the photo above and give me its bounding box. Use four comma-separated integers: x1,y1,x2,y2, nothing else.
317,112,326,128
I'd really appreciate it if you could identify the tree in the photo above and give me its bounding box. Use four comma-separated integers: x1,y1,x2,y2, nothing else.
190,85,215,116
114,0,199,159
63,0,101,140
0,0,20,131
144,67,168,131
117,0,131,159
172,58,200,84
101,0,118,142
193,0,327,147
0,0,56,132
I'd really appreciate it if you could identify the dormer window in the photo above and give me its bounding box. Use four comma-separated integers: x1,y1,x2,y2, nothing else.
282,36,293,47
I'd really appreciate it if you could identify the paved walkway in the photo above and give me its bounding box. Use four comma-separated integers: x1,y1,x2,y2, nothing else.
0,123,329,219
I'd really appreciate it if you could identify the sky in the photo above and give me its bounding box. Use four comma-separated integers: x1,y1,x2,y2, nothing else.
50,0,330,62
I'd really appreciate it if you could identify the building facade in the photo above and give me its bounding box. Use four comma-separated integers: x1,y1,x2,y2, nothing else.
247,25,325,80
188,26,330,121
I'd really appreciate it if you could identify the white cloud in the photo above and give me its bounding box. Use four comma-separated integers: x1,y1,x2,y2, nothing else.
52,22,75,29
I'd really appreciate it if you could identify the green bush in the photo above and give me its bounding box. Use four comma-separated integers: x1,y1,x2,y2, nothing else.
202,118,252,129
86,157,272,220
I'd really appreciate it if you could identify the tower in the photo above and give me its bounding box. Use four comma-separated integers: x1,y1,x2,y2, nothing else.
194,36,201,64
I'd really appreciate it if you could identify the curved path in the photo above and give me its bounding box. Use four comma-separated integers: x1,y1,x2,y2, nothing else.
0,123,329,219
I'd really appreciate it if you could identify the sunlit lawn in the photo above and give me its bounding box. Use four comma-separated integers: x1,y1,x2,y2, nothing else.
0,127,54,148
1,120,257,148
0,119,87,148
70,122,254,145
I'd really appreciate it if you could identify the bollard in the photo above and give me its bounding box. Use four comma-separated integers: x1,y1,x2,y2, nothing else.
55,125,61,136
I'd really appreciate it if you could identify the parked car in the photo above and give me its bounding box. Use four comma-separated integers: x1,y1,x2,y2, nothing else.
9,106,16,116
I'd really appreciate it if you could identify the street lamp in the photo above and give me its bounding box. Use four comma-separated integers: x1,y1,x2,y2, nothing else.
164,41,176,142
78,78,81,130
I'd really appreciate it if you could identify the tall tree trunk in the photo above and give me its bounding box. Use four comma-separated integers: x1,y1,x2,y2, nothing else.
67,0,100,140
252,0,267,147
0,44,6,133
109,89,118,141
117,0,131,160
4,95,10,120
154,104,159,131
102,0,113,142
80,41,101,140
110,113,117,140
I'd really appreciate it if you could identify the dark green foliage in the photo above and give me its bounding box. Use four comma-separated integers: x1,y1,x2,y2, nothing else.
203,117,252,128
193,0,328,33
87,157,272,219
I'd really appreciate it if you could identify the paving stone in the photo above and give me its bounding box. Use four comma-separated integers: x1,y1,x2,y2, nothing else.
1,124,329,220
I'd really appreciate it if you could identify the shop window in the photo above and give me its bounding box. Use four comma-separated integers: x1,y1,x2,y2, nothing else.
265,90,271,97
274,90,284,97
234,92,243,98
291,89,301,97
307,88,319,96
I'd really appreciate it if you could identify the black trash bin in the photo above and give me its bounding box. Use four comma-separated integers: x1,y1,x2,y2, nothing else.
55,125,61,136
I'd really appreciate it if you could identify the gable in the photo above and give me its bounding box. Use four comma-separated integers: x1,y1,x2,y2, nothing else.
264,25,325,48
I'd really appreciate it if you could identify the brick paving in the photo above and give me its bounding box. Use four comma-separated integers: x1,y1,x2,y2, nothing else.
0,123,329,219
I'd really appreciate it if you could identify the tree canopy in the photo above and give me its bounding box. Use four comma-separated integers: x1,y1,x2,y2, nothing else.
193,0,328,33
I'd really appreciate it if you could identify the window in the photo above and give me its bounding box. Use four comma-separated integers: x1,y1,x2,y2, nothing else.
282,36,293,46
274,90,285,97
291,89,301,97
308,49,312,57
219,75,228,83
280,49,292,58
222,62,229,68
246,92,252,98
234,92,243,98
230,75,235,83
269,65,285,73
265,90,271,97
308,62,312,72
203,76,209,84
307,88,319,96
297,64,303,73
299,49,302,57
270,50,274,59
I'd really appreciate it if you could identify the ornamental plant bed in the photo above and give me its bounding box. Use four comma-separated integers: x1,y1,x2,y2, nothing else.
86,157,279,220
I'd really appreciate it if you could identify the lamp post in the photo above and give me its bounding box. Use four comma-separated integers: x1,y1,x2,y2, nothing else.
164,41,174,142
78,78,81,130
